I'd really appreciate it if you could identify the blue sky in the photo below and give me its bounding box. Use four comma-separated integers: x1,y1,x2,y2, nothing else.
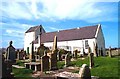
0,0,119,48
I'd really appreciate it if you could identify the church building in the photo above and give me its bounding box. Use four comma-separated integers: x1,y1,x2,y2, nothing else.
24,24,105,57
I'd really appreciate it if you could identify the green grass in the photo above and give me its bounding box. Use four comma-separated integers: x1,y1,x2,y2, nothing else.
12,67,33,79
57,56,119,78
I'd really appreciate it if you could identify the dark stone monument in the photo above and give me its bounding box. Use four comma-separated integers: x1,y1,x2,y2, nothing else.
30,41,35,62
6,41,16,63
41,51,49,72
79,64,91,79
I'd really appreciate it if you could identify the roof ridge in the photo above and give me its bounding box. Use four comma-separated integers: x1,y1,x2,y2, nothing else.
44,24,98,34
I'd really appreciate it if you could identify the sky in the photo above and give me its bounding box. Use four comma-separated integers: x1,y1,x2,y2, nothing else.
0,0,119,49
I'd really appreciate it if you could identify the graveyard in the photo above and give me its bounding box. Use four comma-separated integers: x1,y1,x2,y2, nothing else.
1,36,119,79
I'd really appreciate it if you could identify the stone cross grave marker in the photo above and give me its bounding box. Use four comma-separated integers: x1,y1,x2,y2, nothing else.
6,41,16,63
41,50,49,72
79,64,91,79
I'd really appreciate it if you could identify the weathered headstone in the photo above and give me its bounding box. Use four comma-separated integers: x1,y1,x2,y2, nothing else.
6,41,16,63
41,51,49,72
64,53,71,67
30,41,35,62
58,50,62,61
79,64,91,79
17,50,24,60
1,54,14,79
74,50,78,59
50,50,58,70
93,42,98,57
89,53,94,68
109,46,112,57
50,36,58,70
53,35,57,51
88,47,94,68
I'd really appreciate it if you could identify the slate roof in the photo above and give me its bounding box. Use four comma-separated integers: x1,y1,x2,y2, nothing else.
25,25,41,33
40,25,98,43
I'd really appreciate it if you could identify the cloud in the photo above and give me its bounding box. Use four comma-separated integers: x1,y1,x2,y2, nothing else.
1,0,118,22
48,27,63,31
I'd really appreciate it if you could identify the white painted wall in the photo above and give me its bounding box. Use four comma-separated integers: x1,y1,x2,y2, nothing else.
24,32,35,53
96,26,105,56
43,38,96,54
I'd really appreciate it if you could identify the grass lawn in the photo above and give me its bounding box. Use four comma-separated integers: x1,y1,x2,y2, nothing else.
13,56,119,79
58,56,119,79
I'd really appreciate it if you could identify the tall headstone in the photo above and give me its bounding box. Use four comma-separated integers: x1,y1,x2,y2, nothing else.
50,36,58,70
79,64,91,79
6,41,16,63
88,47,94,68
30,41,35,62
109,46,112,57
41,51,49,72
53,35,57,51
93,42,98,57
64,53,71,67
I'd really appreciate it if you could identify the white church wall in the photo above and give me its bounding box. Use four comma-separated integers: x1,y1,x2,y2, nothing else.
96,27,105,56
24,32,35,53
43,38,96,54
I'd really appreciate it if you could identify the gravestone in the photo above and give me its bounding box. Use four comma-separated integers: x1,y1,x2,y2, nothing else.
50,36,58,70
88,47,94,68
79,64,91,79
64,53,71,67
53,35,57,51
58,50,62,61
89,53,94,68
93,42,98,57
30,41,35,62
50,50,58,70
17,50,24,60
74,50,78,59
109,46,112,57
1,54,14,79
6,41,16,63
41,51,49,72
